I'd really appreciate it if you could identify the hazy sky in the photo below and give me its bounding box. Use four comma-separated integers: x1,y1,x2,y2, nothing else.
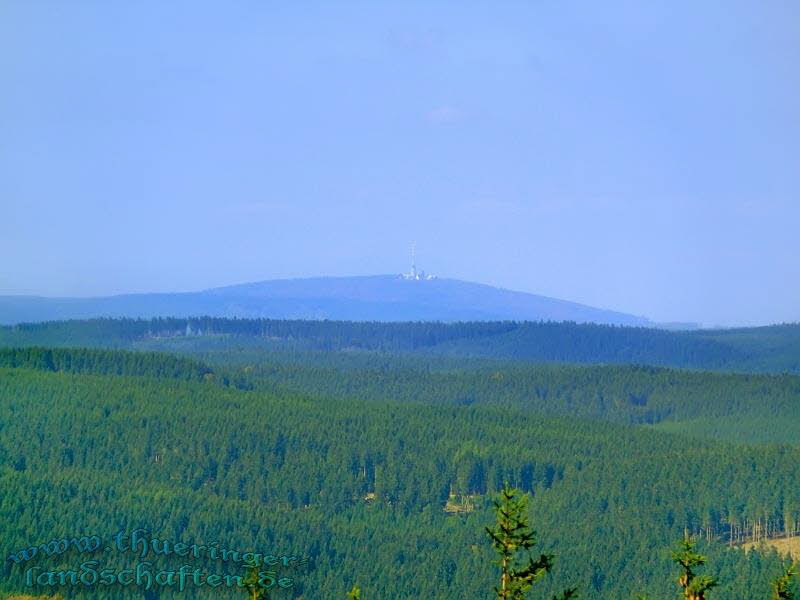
2,1,798,326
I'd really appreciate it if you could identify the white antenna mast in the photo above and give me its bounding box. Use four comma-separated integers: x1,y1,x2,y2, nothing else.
401,242,435,280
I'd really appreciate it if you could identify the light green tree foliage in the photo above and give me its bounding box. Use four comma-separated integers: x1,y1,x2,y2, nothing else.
243,560,268,600
672,539,717,600
486,483,577,599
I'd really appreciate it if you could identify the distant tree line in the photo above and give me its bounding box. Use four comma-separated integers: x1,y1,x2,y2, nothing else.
0,346,213,381
3,316,799,372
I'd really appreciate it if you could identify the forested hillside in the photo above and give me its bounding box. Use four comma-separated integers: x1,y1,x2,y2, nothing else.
232,362,800,423
1,348,799,598
2,317,799,373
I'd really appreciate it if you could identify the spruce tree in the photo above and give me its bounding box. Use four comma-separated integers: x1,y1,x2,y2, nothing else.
243,560,268,600
672,539,717,600
485,482,577,599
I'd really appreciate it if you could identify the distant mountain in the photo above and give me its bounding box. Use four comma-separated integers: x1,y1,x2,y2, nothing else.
0,275,652,326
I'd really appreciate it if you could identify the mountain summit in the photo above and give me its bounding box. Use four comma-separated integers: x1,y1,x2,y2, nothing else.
0,275,651,326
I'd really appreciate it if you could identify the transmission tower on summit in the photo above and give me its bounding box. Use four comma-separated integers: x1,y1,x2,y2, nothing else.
401,242,436,280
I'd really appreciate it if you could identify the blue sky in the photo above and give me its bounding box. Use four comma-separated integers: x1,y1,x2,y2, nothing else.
2,1,798,326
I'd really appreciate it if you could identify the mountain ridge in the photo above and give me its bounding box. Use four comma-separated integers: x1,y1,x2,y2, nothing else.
0,274,656,326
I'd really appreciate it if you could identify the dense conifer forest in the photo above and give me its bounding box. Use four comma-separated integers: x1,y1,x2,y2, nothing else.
1,320,798,598
2,318,799,373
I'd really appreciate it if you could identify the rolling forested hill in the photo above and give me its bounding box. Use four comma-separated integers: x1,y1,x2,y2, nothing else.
1,321,799,598
0,358,798,599
1,317,799,373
